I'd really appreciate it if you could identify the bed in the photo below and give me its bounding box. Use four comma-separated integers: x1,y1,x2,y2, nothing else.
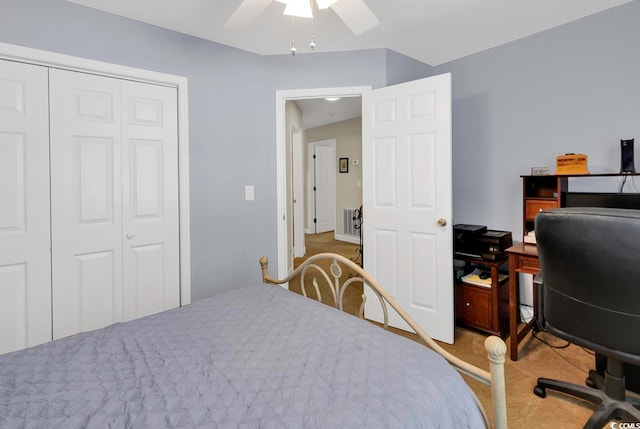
0,253,507,428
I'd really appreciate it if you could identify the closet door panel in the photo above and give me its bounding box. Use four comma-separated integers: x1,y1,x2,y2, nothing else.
50,69,124,339
121,81,180,320
0,60,51,354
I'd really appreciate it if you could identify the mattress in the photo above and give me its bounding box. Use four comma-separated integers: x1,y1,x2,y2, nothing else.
0,284,484,428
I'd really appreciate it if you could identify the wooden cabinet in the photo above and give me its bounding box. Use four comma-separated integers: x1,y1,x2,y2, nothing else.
521,175,568,237
459,286,492,330
455,255,509,337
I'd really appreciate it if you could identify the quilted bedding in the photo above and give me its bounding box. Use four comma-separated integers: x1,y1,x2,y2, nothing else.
0,284,484,428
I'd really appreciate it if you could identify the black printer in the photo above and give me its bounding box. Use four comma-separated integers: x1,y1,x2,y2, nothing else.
454,224,512,261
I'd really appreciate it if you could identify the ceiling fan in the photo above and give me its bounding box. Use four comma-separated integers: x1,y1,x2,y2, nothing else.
225,0,379,36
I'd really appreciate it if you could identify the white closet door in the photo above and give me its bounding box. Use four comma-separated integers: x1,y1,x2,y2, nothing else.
121,81,180,320
0,60,51,354
50,69,124,339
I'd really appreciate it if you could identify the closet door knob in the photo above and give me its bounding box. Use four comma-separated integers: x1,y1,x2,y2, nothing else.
126,233,135,240
437,218,447,227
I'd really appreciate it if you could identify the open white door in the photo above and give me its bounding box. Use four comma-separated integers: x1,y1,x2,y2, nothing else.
363,73,454,344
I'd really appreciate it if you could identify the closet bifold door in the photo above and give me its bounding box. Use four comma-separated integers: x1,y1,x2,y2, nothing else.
120,80,180,321
49,69,180,339
0,60,52,354
50,69,125,339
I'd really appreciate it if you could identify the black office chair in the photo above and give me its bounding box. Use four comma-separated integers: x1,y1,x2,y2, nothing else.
533,207,640,429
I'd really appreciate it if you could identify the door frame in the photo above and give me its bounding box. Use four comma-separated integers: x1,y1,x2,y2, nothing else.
276,86,370,279
292,123,305,258
0,42,191,305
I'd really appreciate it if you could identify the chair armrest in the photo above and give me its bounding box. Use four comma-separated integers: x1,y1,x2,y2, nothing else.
533,272,543,286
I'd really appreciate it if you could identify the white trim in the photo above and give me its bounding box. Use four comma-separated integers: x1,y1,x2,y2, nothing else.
0,42,191,305
292,124,305,260
275,86,370,279
0,42,183,87
334,234,360,245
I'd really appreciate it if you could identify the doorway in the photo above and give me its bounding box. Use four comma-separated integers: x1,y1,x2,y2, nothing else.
277,75,454,344
277,87,369,277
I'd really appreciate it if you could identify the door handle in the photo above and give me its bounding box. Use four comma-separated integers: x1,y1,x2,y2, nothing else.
437,218,447,227
126,233,135,240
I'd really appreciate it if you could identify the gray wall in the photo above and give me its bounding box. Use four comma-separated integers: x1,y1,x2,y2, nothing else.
434,0,640,240
386,49,434,86
0,0,431,300
4,0,636,299
0,0,269,301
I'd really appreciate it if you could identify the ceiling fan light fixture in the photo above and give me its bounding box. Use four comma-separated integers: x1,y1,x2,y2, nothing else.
315,0,338,9
282,0,313,18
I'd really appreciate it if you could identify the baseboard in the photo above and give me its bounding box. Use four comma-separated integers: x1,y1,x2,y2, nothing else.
334,233,360,244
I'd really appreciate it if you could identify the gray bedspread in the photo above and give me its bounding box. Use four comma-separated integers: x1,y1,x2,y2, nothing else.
0,284,484,428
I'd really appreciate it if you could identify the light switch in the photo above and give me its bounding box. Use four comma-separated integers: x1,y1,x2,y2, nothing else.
357,180,362,188
245,185,255,201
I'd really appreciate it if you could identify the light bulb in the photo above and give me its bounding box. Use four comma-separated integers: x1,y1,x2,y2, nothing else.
315,0,338,9
283,0,313,18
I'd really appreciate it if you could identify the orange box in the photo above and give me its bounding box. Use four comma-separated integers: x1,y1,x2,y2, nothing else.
555,153,589,175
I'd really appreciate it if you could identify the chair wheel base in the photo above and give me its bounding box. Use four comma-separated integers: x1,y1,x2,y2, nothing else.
534,385,546,398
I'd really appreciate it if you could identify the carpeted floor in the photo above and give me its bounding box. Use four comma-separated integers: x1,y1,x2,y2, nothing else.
293,232,602,428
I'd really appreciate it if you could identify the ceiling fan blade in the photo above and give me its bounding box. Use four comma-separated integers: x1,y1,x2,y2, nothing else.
225,0,273,29
330,0,379,35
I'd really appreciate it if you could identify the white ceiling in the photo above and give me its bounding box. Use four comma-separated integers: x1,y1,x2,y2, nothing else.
66,0,632,66
65,0,633,126
295,97,361,129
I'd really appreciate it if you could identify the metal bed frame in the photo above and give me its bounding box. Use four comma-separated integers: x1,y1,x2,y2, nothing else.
260,253,508,429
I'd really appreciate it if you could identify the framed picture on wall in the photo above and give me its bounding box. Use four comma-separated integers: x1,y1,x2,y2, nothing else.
339,158,349,173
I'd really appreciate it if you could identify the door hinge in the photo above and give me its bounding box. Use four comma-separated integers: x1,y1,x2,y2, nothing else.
313,218,317,223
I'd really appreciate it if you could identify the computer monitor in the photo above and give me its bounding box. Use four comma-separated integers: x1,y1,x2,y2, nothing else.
564,192,640,210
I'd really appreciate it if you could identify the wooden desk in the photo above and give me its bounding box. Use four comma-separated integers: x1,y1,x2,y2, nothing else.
506,242,540,361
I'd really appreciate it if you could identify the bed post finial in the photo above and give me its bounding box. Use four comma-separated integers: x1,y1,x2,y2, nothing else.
484,335,508,429
259,256,269,283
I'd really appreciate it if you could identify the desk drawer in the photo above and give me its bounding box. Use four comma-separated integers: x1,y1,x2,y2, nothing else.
525,200,558,220
517,254,540,273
